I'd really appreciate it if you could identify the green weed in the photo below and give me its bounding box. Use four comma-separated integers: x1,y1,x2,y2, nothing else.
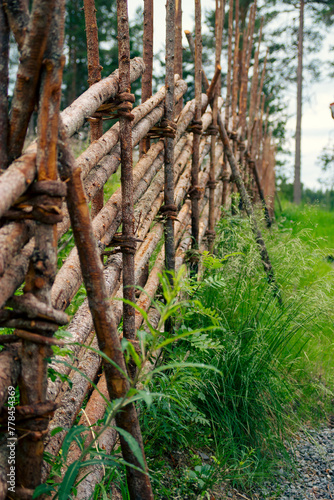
140,208,334,495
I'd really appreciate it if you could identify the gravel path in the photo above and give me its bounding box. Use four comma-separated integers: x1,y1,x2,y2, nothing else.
254,426,334,499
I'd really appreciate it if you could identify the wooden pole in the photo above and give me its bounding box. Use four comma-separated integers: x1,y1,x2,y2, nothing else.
225,0,234,131
83,0,104,217
140,0,153,156
16,0,65,490
116,1,137,359
164,0,176,282
231,0,239,133
294,0,304,205
7,0,56,164
3,0,29,53
239,2,256,138
190,0,203,273
175,0,183,115
207,0,225,252
248,17,263,145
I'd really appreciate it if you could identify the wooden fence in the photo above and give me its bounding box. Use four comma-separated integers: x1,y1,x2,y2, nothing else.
0,0,276,498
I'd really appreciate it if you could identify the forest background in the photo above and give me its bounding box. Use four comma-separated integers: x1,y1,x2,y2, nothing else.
17,0,332,208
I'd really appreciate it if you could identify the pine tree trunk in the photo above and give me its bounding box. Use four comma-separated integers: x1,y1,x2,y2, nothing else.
294,0,304,205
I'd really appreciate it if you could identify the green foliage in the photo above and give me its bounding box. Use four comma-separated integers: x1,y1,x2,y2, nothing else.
140,209,334,495
62,1,143,108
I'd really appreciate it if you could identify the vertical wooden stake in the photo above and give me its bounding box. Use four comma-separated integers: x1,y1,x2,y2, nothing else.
116,1,137,351
16,0,65,489
225,0,234,131
231,0,239,134
140,0,153,156
207,0,225,252
58,123,154,499
248,17,263,145
239,2,256,138
83,0,104,217
175,0,183,115
190,0,203,274
164,0,176,282
7,0,56,164
294,0,304,205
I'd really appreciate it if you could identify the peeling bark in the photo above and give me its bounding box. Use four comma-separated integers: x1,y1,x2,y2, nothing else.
16,1,66,490
174,0,183,115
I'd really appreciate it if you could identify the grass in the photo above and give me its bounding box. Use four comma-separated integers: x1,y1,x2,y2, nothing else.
139,203,334,497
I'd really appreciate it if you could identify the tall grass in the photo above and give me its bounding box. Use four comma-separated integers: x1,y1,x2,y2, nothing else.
141,208,334,494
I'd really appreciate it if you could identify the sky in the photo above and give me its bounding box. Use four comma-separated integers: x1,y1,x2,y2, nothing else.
128,0,334,190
